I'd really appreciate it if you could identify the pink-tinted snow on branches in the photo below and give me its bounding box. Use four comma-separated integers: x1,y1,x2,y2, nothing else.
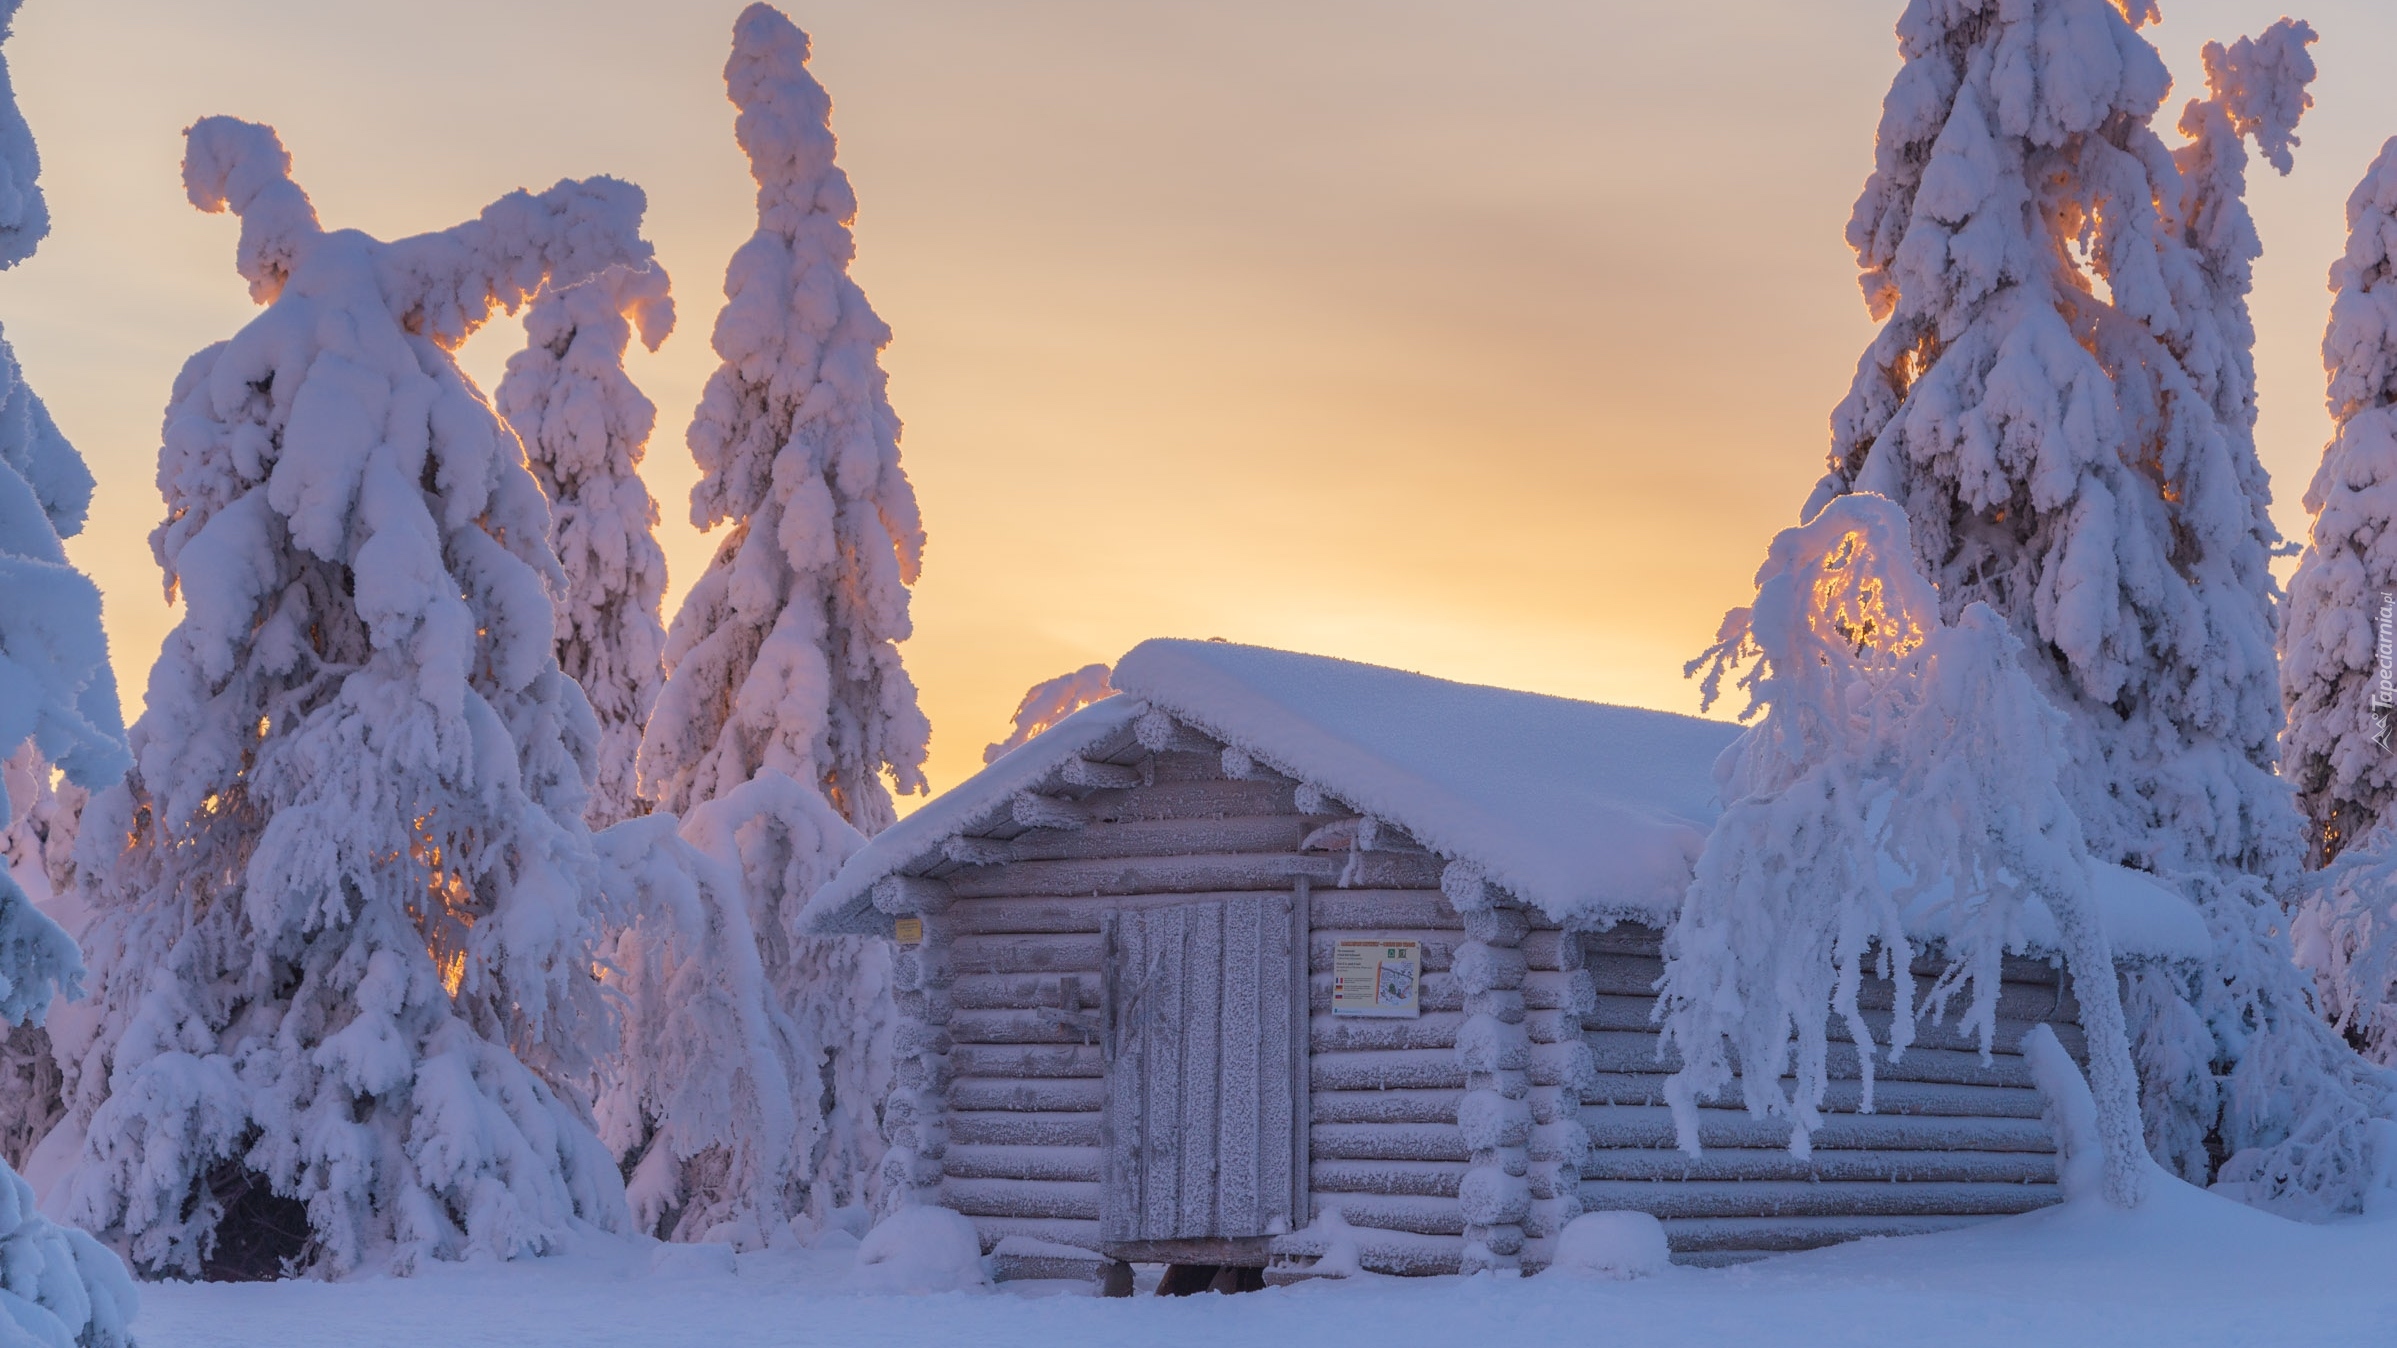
2285,138,2397,1077
984,664,1113,765
617,4,909,1244
640,2,928,831
501,263,675,830
59,119,654,1278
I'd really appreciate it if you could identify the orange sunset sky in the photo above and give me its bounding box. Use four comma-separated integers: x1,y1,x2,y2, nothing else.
5,0,2395,813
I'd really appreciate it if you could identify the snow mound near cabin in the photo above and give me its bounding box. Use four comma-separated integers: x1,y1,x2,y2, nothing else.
850,1206,988,1294
1548,1210,1671,1280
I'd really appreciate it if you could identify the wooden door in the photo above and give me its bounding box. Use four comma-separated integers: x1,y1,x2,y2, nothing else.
1102,893,1302,1249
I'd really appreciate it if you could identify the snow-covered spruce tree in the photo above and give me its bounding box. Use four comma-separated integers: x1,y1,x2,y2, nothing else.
0,1,140,1335
1812,0,2391,1214
2287,137,2397,863
982,663,1112,764
498,264,675,831
2283,138,2397,1068
636,3,921,1227
1674,493,2151,1207
55,118,663,1278
641,2,928,828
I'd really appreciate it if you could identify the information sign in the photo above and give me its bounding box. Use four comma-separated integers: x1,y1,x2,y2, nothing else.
1331,939,1420,1017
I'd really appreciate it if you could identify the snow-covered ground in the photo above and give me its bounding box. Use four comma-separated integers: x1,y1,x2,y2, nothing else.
132,1178,2397,1348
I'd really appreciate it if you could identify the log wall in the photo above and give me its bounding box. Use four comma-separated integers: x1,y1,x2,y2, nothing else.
1571,925,2076,1266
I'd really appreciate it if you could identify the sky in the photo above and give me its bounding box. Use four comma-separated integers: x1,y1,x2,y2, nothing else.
5,0,2394,814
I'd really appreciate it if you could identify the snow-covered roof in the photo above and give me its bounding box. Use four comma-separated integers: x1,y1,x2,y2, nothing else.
799,639,2209,962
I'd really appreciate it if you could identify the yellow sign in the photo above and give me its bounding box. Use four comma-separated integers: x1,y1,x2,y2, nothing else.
893,917,923,946
1332,939,1420,1018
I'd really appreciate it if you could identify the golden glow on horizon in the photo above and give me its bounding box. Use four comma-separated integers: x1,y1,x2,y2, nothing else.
0,0,2391,820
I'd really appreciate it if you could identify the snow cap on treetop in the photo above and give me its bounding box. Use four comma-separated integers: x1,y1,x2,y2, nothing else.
2202,18,2317,176
728,5,855,222
179,115,662,345
181,117,318,303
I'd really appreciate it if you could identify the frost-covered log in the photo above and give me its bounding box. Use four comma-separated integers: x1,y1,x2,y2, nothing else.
58,118,648,1278
1453,902,1531,1270
1670,494,2149,1208
500,261,675,831
882,893,951,1203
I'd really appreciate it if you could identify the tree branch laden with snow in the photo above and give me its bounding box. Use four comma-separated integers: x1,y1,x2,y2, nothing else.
589,797,839,1248
1668,492,2150,1207
983,664,1113,765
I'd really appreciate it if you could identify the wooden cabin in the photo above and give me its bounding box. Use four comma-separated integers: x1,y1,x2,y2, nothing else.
798,639,2209,1282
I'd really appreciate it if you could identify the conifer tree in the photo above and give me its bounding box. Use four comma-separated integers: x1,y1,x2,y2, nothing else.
498,265,675,830
57,119,659,1276
2286,139,2397,869
0,2,140,1337
2283,138,2397,1066
1812,1,2390,1214
592,775,862,1245
640,2,929,828
2174,21,2316,524
634,3,922,1227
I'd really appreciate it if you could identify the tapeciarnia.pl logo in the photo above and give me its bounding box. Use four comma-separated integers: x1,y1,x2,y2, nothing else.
2373,591,2397,750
